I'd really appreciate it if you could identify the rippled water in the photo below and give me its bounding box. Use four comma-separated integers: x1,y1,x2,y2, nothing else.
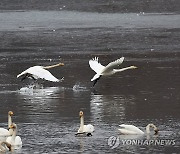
0,11,180,153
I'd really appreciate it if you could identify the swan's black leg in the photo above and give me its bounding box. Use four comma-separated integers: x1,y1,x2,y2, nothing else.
75,132,93,137
75,132,85,136
21,73,28,81
87,133,92,137
93,76,101,87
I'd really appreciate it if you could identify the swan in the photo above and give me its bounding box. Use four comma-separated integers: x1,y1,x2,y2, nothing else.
6,123,22,148
118,124,159,135
17,62,64,82
76,111,94,136
0,111,14,137
89,57,137,86
0,141,11,152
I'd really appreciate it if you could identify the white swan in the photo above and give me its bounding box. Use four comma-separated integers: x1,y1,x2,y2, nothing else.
0,111,14,137
76,111,94,136
0,141,11,152
89,57,137,86
118,124,159,135
17,62,64,82
6,123,22,148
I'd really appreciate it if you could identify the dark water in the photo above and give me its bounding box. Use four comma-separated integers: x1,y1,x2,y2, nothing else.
0,10,180,153
0,0,180,13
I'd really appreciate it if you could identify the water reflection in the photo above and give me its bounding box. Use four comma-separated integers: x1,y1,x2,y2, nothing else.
90,93,138,123
16,86,65,124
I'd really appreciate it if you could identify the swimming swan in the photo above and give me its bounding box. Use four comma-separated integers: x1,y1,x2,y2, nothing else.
118,123,159,135
0,111,14,137
89,57,137,86
6,123,22,148
76,111,94,136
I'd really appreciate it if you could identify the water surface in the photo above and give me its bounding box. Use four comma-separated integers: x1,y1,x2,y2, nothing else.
0,11,179,153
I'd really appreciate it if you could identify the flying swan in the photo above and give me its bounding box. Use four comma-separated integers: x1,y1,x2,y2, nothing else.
0,141,11,152
0,111,14,137
118,124,159,135
17,62,64,82
89,57,137,86
6,123,22,148
76,111,94,136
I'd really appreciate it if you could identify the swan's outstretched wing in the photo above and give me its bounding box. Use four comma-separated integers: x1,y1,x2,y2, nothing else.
119,124,144,134
89,57,105,74
102,57,124,73
17,66,59,82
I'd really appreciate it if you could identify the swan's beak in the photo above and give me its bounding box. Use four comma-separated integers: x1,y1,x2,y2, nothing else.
154,129,159,135
8,126,13,130
58,63,64,66
9,124,15,129
87,133,93,137
132,66,138,69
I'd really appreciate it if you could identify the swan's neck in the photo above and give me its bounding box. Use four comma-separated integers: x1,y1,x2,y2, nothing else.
114,66,135,73
8,115,12,128
43,63,63,69
8,115,13,135
79,116,84,132
146,124,151,134
80,116,84,127
12,128,17,141
146,123,158,134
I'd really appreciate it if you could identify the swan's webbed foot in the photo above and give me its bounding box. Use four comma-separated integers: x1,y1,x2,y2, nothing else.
75,132,85,136
75,132,93,137
86,133,92,137
59,77,64,82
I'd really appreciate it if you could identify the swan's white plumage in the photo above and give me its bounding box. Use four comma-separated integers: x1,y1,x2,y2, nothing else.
6,123,22,148
0,128,10,137
119,124,144,135
6,136,22,146
17,66,59,82
118,124,158,135
78,124,95,134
